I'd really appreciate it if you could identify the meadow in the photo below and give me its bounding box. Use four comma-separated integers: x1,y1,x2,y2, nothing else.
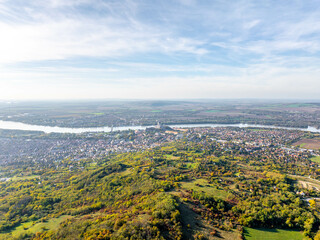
244,228,303,240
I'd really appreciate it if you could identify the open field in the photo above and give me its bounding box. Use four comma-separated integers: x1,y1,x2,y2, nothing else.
181,178,231,200
293,139,320,150
11,175,40,181
244,227,303,240
0,215,72,238
248,128,269,132
165,154,180,160
311,156,320,163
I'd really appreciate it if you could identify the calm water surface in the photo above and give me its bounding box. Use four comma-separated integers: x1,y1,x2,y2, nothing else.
0,120,319,134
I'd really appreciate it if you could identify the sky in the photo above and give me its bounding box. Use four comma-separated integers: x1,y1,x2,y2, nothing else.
0,0,319,100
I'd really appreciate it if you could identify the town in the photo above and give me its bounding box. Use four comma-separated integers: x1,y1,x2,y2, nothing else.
0,126,319,175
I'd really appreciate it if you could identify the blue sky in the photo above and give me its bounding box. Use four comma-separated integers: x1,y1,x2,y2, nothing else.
0,0,319,99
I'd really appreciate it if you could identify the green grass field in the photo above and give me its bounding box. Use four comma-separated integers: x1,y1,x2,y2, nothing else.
181,178,230,200
244,227,303,240
11,175,40,181
0,215,72,238
310,156,320,163
249,128,269,132
165,154,180,160
299,143,306,148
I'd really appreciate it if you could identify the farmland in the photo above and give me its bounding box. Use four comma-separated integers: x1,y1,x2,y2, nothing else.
294,138,320,150
244,228,303,240
0,100,320,129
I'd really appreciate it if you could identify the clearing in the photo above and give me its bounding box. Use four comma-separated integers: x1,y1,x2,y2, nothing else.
11,175,40,181
181,178,231,200
0,215,72,238
293,139,320,150
310,156,320,164
244,227,303,240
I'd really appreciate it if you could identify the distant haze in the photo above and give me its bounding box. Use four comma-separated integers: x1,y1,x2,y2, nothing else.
0,0,320,100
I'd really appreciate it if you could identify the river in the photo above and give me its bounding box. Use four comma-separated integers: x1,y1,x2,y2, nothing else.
0,120,319,134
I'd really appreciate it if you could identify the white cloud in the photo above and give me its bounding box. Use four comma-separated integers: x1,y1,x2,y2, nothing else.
0,0,320,99
0,19,206,64
243,19,260,30
0,0,208,64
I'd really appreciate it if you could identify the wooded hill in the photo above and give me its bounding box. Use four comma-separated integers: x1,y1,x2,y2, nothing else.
0,139,320,239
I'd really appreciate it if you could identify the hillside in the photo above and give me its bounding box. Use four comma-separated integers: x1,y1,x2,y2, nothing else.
0,135,320,239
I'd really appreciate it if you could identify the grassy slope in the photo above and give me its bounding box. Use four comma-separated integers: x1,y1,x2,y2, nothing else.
310,156,320,163
181,178,230,200
244,228,303,240
0,215,72,238
11,175,40,181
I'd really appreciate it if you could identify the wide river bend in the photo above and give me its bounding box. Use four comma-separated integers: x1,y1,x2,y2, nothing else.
0,120,319,134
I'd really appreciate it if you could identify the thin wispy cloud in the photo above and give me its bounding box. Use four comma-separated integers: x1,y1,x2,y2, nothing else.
0,0,319,99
